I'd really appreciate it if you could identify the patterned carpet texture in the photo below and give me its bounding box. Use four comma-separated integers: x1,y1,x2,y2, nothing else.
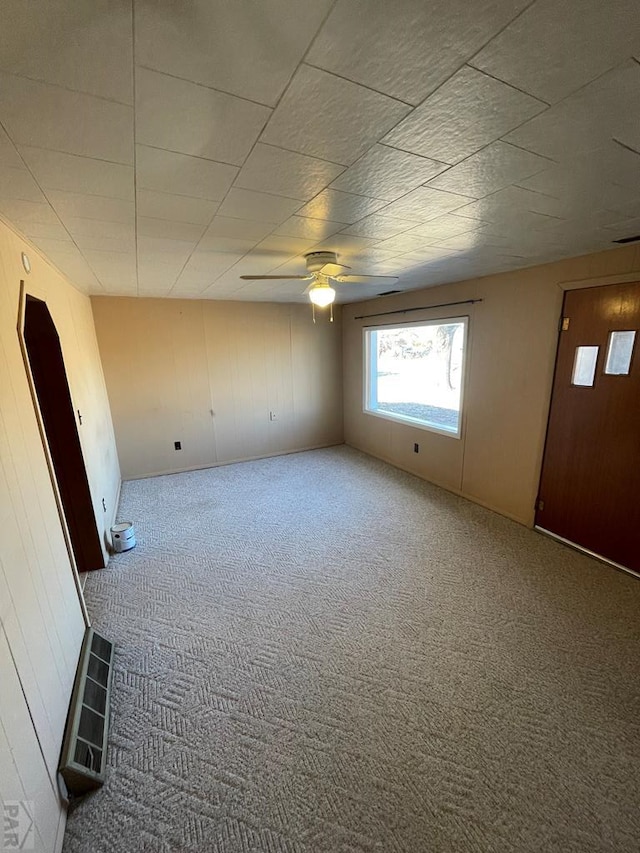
64,446,640,853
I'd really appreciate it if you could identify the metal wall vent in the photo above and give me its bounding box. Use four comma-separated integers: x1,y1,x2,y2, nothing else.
612,234,640,244
59,628,114,795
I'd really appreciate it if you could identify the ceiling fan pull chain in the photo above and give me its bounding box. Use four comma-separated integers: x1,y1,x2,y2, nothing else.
312,303,316,324
330,302,334,323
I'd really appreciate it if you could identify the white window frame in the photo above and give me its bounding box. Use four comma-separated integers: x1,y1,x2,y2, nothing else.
363,316,469,439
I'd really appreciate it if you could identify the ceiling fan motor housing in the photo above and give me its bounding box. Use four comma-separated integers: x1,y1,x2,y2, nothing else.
305,251,338,273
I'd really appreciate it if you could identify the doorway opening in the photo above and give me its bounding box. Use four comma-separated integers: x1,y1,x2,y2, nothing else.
20,293,104,573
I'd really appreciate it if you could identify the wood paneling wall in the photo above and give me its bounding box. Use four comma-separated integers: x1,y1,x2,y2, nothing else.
343,244,640,526
0,217,121,852
92,297,344,479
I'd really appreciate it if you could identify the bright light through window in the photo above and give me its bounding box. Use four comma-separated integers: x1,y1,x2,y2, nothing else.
365,318,467,437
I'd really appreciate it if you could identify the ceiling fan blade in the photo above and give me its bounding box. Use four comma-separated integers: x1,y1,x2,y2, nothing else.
335,274,399,283
239,274,312,280
320,262,351,276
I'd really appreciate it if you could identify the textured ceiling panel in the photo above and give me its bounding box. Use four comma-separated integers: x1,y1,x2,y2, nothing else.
19,147,134,200
0,2,637,302
330,145,447,201
136,68,271,166
306,0,530,105
260,65,411,166
234,144,344,201
471,0,640,103
0,73,133,164
134,0,334,107
383,66,546,164
136,146,237,201
0,0,133,103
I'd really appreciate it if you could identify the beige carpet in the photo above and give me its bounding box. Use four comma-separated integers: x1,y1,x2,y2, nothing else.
63,446,640,852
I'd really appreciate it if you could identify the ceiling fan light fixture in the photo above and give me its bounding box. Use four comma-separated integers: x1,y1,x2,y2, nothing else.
308,283,336,307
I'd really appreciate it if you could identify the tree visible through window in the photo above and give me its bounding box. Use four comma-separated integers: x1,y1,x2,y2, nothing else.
365,318,467,437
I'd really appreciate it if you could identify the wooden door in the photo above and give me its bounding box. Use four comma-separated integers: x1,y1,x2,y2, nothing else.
536,281,640,573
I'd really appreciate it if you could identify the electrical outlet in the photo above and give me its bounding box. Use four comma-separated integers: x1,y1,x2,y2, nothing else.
269,411,277,421
174,441,182,450
413,443,419,453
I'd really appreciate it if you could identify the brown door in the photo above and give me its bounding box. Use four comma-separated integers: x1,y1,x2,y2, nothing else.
23,295,105,572
536,281,640,572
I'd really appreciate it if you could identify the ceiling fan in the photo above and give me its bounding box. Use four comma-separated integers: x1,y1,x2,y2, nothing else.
240,251,398,320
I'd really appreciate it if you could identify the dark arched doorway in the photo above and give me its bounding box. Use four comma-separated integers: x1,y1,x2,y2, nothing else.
22,294,104,573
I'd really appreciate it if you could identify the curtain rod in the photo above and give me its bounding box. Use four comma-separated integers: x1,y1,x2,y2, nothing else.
353,298,483,321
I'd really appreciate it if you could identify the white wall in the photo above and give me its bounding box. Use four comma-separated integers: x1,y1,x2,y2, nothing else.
92,297,344,479
343,244,640,525
0,217,121,852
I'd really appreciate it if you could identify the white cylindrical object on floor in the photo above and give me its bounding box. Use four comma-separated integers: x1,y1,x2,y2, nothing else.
111,521,136,553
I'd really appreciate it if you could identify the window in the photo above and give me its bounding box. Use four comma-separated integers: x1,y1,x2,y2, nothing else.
604,330,635,375
364,318,468,437
571,345,599,386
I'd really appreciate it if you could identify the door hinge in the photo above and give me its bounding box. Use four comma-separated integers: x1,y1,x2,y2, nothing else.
536,498,545,512
77,409,83,424
561,317,570,331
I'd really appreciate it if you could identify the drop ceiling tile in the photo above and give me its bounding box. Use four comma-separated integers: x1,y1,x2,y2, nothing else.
603,216,640,237
136,250,186,274
349,246,404,263
82,250,138,288
135,68,271,166
203,217,275,242
18,147,134,200
63,217,135,241
471,0,640,103
307,0,529,105
137,236,195,263
137,217,206,242
452,199,560,231
0,125,22,167
73,232,136,254
313,234,379,255
47,190,134,224
296,189,389,224
46,251,103,291
136,190,219,225
341,213,417,240
0,198,59,224
175,251,249,291
216,188,302,224
260,65,411,166
383,66,546,164
135,0,333,107
0,0,133,103
235,144,344,201
506,62,640,161
330,144,447,201
407,215,485,240
432,232,513,251
376,233,447,254
426,142,550,198
136,145,237,201
252,235,316,258
0,165,47,203
195,235,258,254
13,220,70,241
30,237,80,257
0,73,133,164
273,216,344,241
380,187,473,222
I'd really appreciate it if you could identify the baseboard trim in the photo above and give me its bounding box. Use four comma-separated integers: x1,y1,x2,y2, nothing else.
534,526,640,580
123,442,345,481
